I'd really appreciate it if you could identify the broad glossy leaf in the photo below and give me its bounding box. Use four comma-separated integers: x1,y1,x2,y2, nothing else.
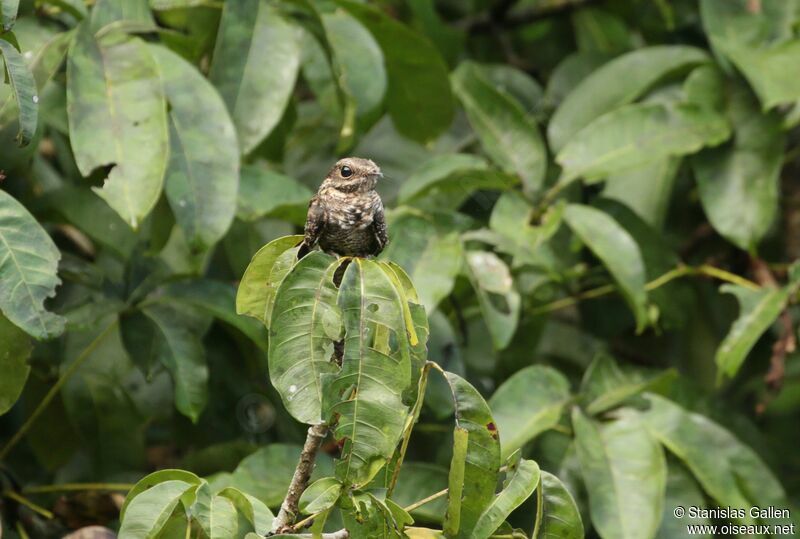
235,235,303,325
693,82,784,251
340,491,410,539
440,370,501,539
229,444,333,508
121,469,202,519
473,455,540,539
210,0,301,154
489,366,571,458
656,464,711,539
149,44,238,251
0,312,31,414
452,61,547,194
299,477,342,514
161,279,267,351
398,153,487,205
464,251,520,350
118,480,196,539
0,35,37,145
269,251,343,424
0,190,64,339
717,39,800,109
217,487,274,535
563,204,648,331
557,103,730,183
89,0,154,33
572,408,666,539
480,63,543,116
716,284,788,381
380,212,462,313
641,394,788,524
338,0,453,143
324,259,414,486
535,471,584,539
237,166,311,224
67,22,168,228
548,46,708,151
581,354,672,415
602,158,680,229
1,0,18,31
142,304,208,422
193,483,239,539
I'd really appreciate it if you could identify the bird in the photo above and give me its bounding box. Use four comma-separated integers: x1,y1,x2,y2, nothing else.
298,157,388,259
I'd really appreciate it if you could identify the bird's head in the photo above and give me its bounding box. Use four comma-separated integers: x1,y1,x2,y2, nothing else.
325,157,382,192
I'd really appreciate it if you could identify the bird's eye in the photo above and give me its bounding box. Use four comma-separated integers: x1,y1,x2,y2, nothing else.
340,165,353,178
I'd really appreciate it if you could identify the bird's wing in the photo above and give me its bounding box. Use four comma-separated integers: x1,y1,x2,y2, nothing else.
372,200,388,253
299,196,325,258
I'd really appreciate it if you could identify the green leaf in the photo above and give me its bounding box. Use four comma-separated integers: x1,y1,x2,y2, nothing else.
269,251,343,424
324,259,415,487
193,483,240,539
464,251,521,350
602,158,680,230
656,464,711,539
229,444,333,508
557,102,730,184
89,0,155,34
217,487,275,536
236,166,312,224
572,408,666,539
0,312,31,414
452,61,547,194
299,477,342,514
0,190,64,339
67,22,168,229
480,63,543,116
118,480,196,539
0,36,38,145
391,463,448,523
473,455,540,539
142,304,209,422
534,471,584,539
340,491,409,538
439,370,501,539
548,45,709,152
149,44,239,251
693,82,784,252
563,204,648,331
572,7,632,55
581,353,673,415
641,394,789,524
489,366,571,458
337,0,453,143
209,0,301,154
715,284,789,381
235,235,303,325
380,212,463,313
717,39,800,109
121,469,202,520
397,153,487,205
1,0,18,31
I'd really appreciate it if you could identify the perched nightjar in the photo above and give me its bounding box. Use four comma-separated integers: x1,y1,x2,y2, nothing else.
298,157,388,258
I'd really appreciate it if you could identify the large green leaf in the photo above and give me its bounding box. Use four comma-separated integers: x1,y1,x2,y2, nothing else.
337,0,453,143
693,82,784,252
557,102,730,184
235,235,303,326
118,480,196,539
141,304,208,422
324,259,415,487
534,471,584,539
380,212,462,314
640,394,788,524
269,251,343,424
464,251,520,350
715,284,789,381
572,408,666,539
236,166,311,224
602,158,680,229
473,455,540,539
217,487,274,536
67,22,168,228
209,0,301,154
489,366,572,458
580,353,673,415
452,61,547,194
121,469,202,519
563,204,648,331
0,36,38,145
716,39,800,109
439,370,501,539
193,483,240,539
0,312,31,414
0,190,64,339
656,464,711,539
548,45,709,151
149,44,239,251
1,0,18,31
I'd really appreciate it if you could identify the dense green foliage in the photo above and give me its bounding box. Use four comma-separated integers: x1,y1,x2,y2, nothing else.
1,0,799,537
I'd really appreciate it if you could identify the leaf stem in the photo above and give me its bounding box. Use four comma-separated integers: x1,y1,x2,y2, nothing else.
0,320,118,461
23,483,134,494
2,490,54,519
403,487,448,513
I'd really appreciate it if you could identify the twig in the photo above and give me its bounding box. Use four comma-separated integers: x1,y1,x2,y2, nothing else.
23,483,134,494
0,321,118,460
274,423,329,532
403,488,448,513
2,490,54,519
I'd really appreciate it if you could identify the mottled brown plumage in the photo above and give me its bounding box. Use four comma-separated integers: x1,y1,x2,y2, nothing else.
299,157,388,258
